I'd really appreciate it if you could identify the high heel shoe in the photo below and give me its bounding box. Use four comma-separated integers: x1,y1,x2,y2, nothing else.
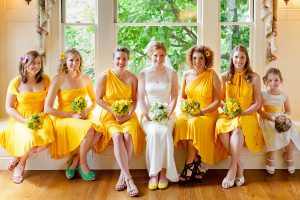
265,158,275,174
65,155,78,179
222,177,235,189
78,165,95,181
193,155,205,183
179,162,194,184
125,176,139,197
235,176,245,186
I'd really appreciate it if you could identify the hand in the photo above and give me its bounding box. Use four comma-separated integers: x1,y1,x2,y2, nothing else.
145,114,152,121
23,118,29,124
80,109,88,119
71,113,82,119
270,116,276,122
116,114,132,124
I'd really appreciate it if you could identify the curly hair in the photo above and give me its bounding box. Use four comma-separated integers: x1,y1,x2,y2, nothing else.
145,41,167,59
58,48,83,74
262,67,283,85
18,51,44,83
113,46,130,59
226,45,253,84
186,45,214,69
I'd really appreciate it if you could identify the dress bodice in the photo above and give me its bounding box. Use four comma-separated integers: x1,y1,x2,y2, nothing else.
57,87,87,112
144,67,173,106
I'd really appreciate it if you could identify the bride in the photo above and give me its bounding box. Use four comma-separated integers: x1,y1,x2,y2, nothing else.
138,41,179,190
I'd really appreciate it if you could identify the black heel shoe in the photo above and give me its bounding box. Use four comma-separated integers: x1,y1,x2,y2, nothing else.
193,155,205,183
179,162,194,185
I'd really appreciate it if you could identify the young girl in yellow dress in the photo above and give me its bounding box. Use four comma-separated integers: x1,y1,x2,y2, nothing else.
0,51,54,184
174,45,227,184
215,45,263,189
96,47,143,197
44,49,103,181
259,67,300,174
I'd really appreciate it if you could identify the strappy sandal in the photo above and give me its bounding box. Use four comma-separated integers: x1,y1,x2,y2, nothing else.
222,178,235,189
12,164,25,184
266,158,275,174
179,162,194,184
7,158,20,171
125,176,139,197
235,176,245,186
65,155,79,179
193,155,205,183
116,173,127,191
283,153,296,174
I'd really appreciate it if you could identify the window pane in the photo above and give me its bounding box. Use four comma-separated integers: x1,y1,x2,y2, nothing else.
65,0,96,23
220,0,250,22
118,0,197,23
118,26,197,80
65,25,96,82
220,25,250,72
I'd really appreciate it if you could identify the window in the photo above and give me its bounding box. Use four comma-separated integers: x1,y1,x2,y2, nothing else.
116,0,199,78
61,0,97,82
220,0,253,72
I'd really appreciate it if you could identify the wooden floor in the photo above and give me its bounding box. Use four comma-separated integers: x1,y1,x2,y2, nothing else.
0,169,299,200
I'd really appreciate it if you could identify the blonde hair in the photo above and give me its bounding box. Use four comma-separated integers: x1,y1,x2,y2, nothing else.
263,67,283,85
58,48,83,74
186,45,214,69
145,41,167,59
19,51,44,83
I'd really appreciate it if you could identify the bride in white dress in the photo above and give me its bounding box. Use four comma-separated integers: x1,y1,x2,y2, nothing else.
138,41,179,190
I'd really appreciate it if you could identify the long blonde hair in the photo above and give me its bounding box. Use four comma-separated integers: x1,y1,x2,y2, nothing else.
58,48,83,74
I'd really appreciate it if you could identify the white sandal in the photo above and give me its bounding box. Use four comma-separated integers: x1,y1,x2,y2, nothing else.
12,165,25,184
283,153,296,174
222,177,235,189
235,176,245,186
125,176,139,197
7,158,20,171
266,159,275,174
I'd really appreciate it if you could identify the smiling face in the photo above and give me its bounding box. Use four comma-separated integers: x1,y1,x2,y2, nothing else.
26,56,42,76
113,51,129,69
150,48,166,68
232,50,247,71
192,51,206,70
266,72,282,91
66,53,81,73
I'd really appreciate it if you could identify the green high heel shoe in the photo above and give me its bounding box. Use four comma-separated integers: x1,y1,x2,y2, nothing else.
65,155,78,179
78,165,95,181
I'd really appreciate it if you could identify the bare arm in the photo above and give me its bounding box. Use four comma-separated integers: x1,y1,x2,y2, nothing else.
95,73,115,114
168,70,179,116
257,93,276,121
200,71,221,115
44,75,76,118
80,75,97,119
283,93,291,116
137,70,151,120
180,72,188,100
242,74,261,115
5,93,27,123
220,73,227,108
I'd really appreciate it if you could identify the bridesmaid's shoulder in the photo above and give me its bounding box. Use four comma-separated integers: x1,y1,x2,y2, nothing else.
126,70,138,81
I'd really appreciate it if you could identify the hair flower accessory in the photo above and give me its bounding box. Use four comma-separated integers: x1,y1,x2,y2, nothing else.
60,52,65,60
205,50,211,58
20,55,29,63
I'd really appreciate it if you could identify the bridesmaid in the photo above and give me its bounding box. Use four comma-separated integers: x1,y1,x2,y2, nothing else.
96,46,143,197
138,41,179,190
0,51,54,183
174,45,227,184
215,45,263,189
44,48,103,181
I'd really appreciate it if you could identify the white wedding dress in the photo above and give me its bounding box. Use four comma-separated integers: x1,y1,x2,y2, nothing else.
141,67,179,182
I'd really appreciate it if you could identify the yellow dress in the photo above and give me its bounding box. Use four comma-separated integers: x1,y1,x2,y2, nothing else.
97,70,143,155
174,69,227,165
0,75,54,157
51,87,103,159
215,72,264,153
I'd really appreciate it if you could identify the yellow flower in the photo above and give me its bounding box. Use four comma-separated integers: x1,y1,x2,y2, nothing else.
205,50,211,57
60,52,65,60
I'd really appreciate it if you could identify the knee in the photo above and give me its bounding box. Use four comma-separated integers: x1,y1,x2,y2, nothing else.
112,133,123,144
86,128,95,138
123,133,132,141
232,127,243,136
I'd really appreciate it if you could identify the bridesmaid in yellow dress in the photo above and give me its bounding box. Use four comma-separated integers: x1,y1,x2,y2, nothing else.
174,45,227,184
215,45,263,189
0,51,54,184
96,47,143,197
44,49,103,181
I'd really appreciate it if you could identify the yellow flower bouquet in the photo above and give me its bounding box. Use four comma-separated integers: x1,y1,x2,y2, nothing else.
181,99,201,117
223,98,242,118
70,97,87,113
111,99,132,116
149,102,169,123
27,113,44,130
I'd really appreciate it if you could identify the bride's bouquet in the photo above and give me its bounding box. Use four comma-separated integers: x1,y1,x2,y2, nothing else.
275,115,292,133
181,99,201,117
70,97,87,113
149,102,169,123
27,113,44,130
111,99,132,116
223,98,242,118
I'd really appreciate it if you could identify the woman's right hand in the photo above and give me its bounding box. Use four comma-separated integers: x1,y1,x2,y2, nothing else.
145,114,152,121
71,113,82,119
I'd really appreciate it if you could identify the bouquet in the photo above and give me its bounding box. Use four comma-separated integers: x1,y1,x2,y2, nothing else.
275,115,292,133
223,98,242,118
111,99,132,116
27,113,44,130
149,102,169,123
70,97,87,113
181,99,201,116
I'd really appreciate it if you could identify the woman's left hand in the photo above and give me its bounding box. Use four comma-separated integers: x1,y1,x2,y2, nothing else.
116,114,132,124
80,109,89,119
